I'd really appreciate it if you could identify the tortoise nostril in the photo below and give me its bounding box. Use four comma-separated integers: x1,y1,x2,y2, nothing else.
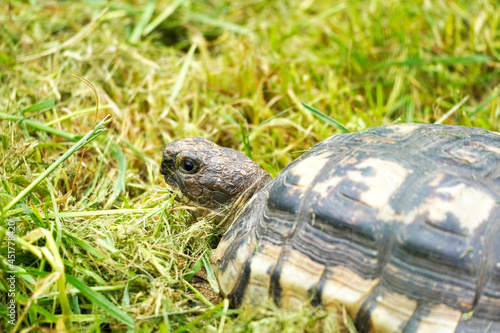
160,161,167,175
160,159,173,175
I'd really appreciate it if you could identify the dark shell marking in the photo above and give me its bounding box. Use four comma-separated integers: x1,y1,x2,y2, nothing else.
212,124,500,333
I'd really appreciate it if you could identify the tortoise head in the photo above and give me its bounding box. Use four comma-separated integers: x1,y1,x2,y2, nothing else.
160,137,271,221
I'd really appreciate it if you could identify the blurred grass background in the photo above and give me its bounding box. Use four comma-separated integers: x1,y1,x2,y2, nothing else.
0,0,499,332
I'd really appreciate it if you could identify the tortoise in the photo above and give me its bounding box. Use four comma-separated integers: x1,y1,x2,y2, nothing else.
160,123,500,333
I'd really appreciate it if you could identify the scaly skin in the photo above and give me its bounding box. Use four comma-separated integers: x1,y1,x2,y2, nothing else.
160,137,271,229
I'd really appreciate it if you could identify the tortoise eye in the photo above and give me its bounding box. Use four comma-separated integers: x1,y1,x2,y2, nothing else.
180,159,198,173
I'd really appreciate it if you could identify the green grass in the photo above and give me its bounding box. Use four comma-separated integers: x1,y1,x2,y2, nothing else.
1,0,500,332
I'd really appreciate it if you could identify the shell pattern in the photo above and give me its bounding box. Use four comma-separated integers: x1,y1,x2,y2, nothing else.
212,124,500,333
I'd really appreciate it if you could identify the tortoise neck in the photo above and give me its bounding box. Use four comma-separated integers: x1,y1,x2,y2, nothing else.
216,171,272,232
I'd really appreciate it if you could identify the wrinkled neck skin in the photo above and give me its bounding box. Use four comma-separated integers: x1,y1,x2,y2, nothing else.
177,170,271,232
212,172,271,232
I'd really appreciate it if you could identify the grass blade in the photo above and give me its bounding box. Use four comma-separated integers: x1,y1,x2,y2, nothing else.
239,120,252,159
202,251,219,294
65,274,134,328
301,102,350,133
20,98,56,114
173,301,225,333
17,8,108,62
469,89,500,117
128,0,157,44
105,143,126,208
144,0,185,36
45,104,111,126
44,208,155,218
0,112,79,141
256,107,294,128
435,95,470,124
67,234,106,260
183,259,204,281
189,13,251,35
183,280,213,308
160,43,197,119
378,54,491,67
1,115,111,215
18,228,72,330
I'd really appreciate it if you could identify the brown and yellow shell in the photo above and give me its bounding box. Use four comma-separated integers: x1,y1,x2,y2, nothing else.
211,124,500,333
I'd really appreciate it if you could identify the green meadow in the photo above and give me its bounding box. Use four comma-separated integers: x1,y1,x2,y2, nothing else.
1,0,499,331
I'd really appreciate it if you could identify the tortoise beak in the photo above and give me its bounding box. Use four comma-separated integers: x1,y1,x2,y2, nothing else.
163,173,178,188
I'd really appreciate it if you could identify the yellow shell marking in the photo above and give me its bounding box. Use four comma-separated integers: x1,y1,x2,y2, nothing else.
289,151,331,187
243,243,282,305
369,291,418,333
321,265,380,318
386,124,421,136
412,303,462,333
418,183,496,231
214,236,255,297
278,249,326,309
346,158,411,210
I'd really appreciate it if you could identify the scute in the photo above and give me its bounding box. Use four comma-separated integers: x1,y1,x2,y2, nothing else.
212,124,500,333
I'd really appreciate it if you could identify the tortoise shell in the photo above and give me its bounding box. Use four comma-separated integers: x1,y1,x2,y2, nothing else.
211,124,500,333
